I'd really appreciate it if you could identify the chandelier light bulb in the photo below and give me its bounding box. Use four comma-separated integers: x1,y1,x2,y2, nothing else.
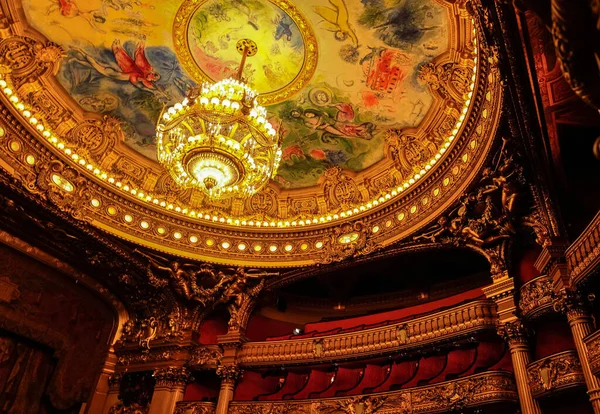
156,39,281,200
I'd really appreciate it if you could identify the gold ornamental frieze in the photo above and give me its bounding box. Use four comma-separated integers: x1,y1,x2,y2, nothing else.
221,371,517,414
527,350,585,398
0,2,503,267
519,275,554,320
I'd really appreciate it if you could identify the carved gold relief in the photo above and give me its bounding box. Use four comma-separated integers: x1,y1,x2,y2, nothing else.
224,371,516,414
527,351,584,398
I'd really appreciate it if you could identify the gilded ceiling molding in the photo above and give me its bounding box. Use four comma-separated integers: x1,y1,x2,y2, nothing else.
0,0,505,267
237,300,496,367
221,371,517,414
527,350,585,398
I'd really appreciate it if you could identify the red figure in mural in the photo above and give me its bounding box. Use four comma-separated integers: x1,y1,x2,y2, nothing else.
71,41,160,90
112,40,161,89
47,0,106,33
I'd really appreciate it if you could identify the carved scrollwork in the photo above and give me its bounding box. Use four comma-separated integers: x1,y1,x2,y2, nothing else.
246,186,278,218
322,166,363,211
153,366,191,389
227,372,517,413
216,364,242,383
527,350,584,398
552,288,594,321
419,61,472,103
318,221,377,265
28,159,90,220
386,130,437,179
0,37,64,86
498,320,530,347
67,116,121,158
519,275,554,319
189,346,223,367
174,402,216,414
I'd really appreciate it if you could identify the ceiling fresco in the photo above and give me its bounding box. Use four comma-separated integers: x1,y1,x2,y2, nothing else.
23,0,448,189
0,0,501,267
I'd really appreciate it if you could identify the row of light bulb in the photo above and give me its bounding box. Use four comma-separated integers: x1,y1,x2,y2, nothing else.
1,20,480,229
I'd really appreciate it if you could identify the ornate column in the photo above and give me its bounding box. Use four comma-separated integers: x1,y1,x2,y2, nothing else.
215,365,242,414
554,289,600,413
98,372,122,414
83,348,120,414
499,321,543,414
148,367,191,414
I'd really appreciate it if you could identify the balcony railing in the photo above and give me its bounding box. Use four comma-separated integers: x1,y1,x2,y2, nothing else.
585,329,600,377
527,350,584,398
519,275,554,320
567,211,600,286
238,300,497,366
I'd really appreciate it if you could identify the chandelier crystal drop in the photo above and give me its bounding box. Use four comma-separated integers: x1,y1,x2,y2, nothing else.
156,39,282,200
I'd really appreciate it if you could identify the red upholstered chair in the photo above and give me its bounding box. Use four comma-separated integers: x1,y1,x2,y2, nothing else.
354,363,392,395
258,371,308,401
404,354,448,388
318,367,364,398
233,370,282,401
372,360,419,393
467,341,508,375
429,347,477,383
293,369,335,399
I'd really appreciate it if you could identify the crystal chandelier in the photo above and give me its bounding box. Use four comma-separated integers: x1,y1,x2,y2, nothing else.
156,39,282,200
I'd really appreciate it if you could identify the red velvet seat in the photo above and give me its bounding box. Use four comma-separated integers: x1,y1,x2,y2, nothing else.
293,370,335,399
404,354,447,388
234,371,282,401
318,367,364,398
258,372,308,401
372,360,419,393
354,363,392,395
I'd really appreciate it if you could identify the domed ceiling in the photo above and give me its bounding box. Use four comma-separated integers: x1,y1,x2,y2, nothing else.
0,0,502,267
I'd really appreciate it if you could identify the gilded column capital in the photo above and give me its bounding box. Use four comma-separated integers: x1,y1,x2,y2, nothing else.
553,289,594,322
498,320,530,347
108,372,124,391
216,364,243,384
153,366,191,390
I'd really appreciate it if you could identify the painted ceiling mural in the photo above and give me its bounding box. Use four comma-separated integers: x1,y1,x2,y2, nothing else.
23,0,448,189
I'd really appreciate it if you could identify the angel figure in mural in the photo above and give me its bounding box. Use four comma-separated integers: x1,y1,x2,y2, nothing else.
46,0,106,33
71,40,161,91
313,0,359,46
291,109,374,143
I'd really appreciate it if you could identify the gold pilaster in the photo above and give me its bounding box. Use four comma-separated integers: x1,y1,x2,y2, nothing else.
500,321,543,414
554,289,600,413
215,365,242,414
148,367,191,414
